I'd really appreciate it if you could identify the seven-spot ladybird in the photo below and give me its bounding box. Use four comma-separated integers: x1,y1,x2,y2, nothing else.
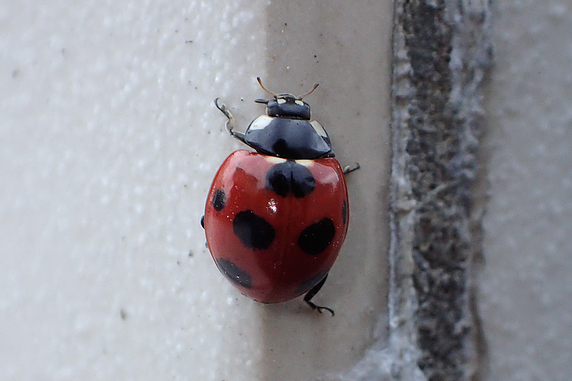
201,78,358,315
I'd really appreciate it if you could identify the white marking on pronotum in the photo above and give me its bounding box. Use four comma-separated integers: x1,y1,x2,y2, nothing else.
310,120,328,138
248,115,273,131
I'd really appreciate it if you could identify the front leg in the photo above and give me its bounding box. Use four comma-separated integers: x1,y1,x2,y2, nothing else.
214,98,246,144
342,162,360,175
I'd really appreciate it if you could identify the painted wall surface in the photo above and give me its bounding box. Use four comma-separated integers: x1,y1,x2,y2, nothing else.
4,0,569,380
0,1,391,380
480,0,572,380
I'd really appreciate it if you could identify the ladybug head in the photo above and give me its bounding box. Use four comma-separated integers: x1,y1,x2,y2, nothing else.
244,78,332,159
254,77,319,120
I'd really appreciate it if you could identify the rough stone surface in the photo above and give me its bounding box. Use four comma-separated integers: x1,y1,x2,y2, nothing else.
388,0,492,380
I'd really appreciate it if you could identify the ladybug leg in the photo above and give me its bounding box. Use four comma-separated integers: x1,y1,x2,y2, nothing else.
304,274,335,316
342,162,360,175
214,98,246,143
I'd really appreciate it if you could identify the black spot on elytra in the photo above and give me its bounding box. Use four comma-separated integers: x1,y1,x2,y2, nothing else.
298,218,336,256
212,189,226,211
295,269,330,295
342,200,347,225
266,160,315,198
216,258,252,289
233,210,275,249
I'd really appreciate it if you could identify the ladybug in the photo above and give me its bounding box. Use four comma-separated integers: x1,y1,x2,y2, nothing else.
202,78,358,315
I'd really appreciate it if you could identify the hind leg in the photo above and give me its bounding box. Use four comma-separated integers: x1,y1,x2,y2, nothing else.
304,274,335,316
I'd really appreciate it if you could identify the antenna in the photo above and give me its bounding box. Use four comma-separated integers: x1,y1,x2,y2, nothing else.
298,83,319,99
256,77,275,97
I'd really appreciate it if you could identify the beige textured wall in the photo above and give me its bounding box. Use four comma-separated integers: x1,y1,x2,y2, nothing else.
0,1,392,380
480,0,572,380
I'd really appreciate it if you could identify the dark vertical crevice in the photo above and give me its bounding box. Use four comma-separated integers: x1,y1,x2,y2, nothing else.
391,0,492,380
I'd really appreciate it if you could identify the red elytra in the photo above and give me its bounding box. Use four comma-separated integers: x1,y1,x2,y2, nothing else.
202,78,356,315
203,150,349,304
